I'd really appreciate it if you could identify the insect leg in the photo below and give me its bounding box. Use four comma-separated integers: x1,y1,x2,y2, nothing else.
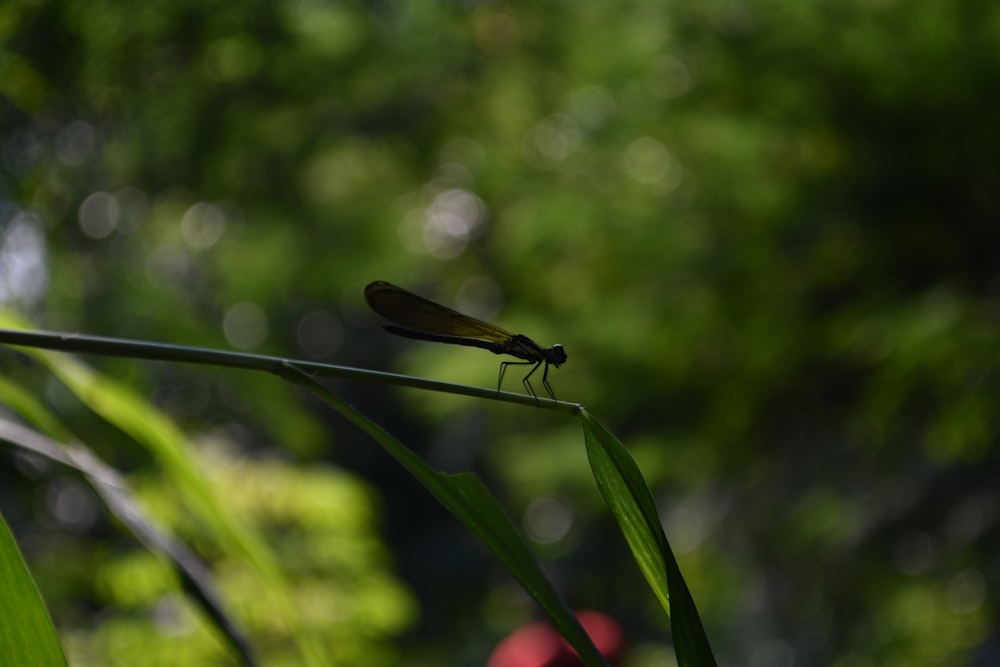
540,361,557,403
520,360,545,406
498,360,533,398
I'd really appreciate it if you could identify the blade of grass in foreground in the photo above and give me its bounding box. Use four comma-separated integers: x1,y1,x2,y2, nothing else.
0,393,257,666
0,324,715,664
579,410,716,667
277,362,611,667
0,312,322,667
0,511,68,667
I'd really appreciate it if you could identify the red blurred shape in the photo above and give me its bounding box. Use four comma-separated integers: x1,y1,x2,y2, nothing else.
487,610,624,667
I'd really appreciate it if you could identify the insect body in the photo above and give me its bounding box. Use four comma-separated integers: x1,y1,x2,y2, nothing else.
364,281,566,402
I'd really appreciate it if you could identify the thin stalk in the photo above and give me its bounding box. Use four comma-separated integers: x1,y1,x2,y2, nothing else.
0,328,581,411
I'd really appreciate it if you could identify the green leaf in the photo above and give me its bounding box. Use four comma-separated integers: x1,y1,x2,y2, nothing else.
277,362,611,667
0,314,318,666
0,407,258,667
579,410,717,667
0,512,68,667
0,324,717,665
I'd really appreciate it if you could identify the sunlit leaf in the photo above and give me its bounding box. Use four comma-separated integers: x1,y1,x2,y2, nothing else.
0,512,68,667
580,410,716,667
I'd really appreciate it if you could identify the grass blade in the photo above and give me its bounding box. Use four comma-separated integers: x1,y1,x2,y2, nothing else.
579,410,716,667
0,511,68,667
277,362,611,667
0,403,257,666
0,313,322,666
0,323,715,664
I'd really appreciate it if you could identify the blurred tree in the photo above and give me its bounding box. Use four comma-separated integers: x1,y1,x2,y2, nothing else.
2,0,999,664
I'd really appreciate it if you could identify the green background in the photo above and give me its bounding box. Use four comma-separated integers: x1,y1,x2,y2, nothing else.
2,0,998,664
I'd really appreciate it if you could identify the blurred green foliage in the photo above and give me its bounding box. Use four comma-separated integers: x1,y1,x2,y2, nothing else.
55,448,414,667
2,0,999,664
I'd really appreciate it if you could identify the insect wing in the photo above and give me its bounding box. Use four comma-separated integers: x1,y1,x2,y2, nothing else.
364,281,514,343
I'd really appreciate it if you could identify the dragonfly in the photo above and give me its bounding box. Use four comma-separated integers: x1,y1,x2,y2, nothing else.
364,281,567,403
